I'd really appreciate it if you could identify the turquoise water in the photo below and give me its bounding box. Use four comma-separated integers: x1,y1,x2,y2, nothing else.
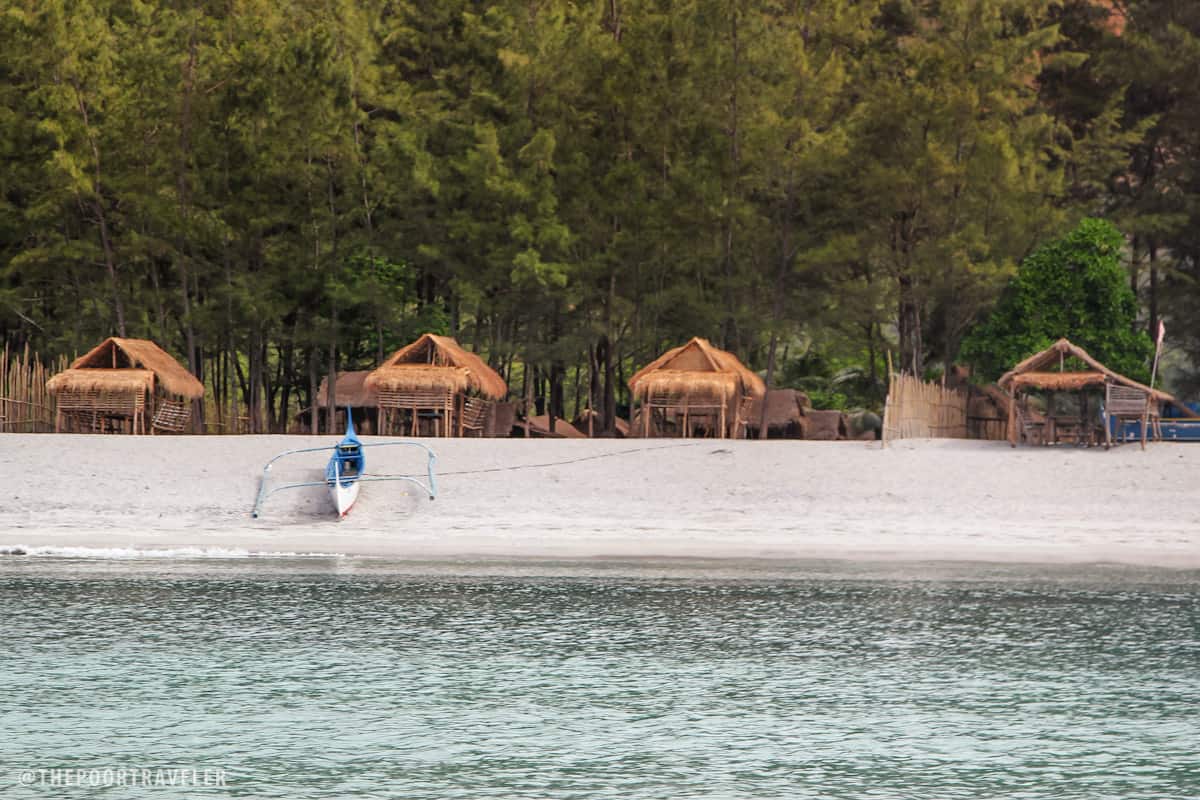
1,558,1197,799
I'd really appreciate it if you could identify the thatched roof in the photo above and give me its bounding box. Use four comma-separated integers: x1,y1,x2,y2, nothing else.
525,414,586,438
318,371,377,407
46,368,155,395
1010,371,1108,392
998,338,1176,404
365,333,507,399
48,337,204,399
368,365,471,394
628,337,766,401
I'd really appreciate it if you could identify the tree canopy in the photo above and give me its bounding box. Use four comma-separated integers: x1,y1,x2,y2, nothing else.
961,218,1154,381
0,0,1195,429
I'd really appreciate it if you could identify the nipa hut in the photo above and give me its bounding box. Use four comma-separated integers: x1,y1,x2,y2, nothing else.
744,389,810,439
365,333,507,436
628,337,766,439
998,338,1188,446
299,371,379,433
46,337,204,434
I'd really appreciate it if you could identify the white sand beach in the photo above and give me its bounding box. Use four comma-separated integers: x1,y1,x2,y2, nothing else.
1,434,1197,567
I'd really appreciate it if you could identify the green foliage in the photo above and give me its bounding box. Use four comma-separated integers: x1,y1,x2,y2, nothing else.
961,218,1154,381
0,0,1191,429
779,351,885,412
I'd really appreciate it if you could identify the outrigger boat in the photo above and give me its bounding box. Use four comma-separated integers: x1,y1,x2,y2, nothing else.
327,413,365,516
252,411,437,519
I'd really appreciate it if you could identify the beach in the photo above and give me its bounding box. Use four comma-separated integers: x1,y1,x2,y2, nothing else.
0,434,1196,566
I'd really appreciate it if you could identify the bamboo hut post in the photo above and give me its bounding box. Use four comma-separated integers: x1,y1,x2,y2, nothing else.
524,364,533,438
1104,382,1112,450
1007,389,1018,447
1140,401,1149,450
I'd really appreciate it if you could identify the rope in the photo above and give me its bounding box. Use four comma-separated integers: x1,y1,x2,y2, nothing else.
368,441,718,479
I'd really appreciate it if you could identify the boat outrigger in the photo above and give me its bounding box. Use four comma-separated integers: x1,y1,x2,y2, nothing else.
252,412,437,519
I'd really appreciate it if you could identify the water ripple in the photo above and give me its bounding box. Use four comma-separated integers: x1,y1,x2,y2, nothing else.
0,562,1196,799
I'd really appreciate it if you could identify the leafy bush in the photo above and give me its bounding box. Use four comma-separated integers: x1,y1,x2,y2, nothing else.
960,218,1153,382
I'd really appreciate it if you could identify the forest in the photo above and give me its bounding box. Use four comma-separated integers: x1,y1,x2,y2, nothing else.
2,0,1200,433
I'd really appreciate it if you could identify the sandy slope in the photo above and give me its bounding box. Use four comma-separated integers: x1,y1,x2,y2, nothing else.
0,434,1197,566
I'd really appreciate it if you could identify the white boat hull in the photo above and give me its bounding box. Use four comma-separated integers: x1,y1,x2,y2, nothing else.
331,479,360,518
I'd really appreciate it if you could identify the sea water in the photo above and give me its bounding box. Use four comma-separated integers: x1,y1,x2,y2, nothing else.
0,557,1197,799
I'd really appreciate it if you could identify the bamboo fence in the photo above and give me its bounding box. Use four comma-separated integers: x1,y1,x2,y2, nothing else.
0,344,65,433
882,372,969,444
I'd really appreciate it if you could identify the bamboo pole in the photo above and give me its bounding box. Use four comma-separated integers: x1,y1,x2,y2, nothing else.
882,372,969,444
1,345,61,433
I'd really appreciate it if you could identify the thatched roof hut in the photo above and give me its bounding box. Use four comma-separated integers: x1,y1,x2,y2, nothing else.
365,333,506,436
46,337,203,433
998,338,1195,445
629,337,765,402
628,337,765,438
365,333,507,399
318,371,376,408
998,338,1174,403
47,337,204,399
746,389,810,439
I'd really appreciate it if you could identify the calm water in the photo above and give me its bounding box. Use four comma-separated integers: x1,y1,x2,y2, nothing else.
0,557,1197,799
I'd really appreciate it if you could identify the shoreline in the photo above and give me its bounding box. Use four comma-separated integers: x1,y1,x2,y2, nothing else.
2,435,1198,568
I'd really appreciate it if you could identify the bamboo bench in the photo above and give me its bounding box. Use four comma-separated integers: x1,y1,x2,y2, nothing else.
1105,384,1155,450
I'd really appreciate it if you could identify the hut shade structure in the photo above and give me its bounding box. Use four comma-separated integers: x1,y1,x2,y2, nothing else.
319,371,377,408
365,333,507,436
46,337,203,434
997,338,1192,446
745,389,809,439
628,337,765,439
299,371,380,434
525,414,587,439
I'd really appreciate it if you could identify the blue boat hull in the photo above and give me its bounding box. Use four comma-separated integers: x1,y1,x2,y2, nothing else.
1109,417,1200,442
326,414,365,516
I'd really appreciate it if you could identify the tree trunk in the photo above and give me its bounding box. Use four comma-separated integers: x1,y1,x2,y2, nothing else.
603,272,617,435
898,274,922,375
309,346,320,435
178,32,201,432
326,307,337,436
94,200,125,337
867,322,879,402
73,85,126,337
278,334,295,433
720,2,742,355
1148,242,1159,340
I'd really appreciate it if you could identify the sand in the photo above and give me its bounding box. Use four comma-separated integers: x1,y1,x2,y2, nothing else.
0,434,1197,567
